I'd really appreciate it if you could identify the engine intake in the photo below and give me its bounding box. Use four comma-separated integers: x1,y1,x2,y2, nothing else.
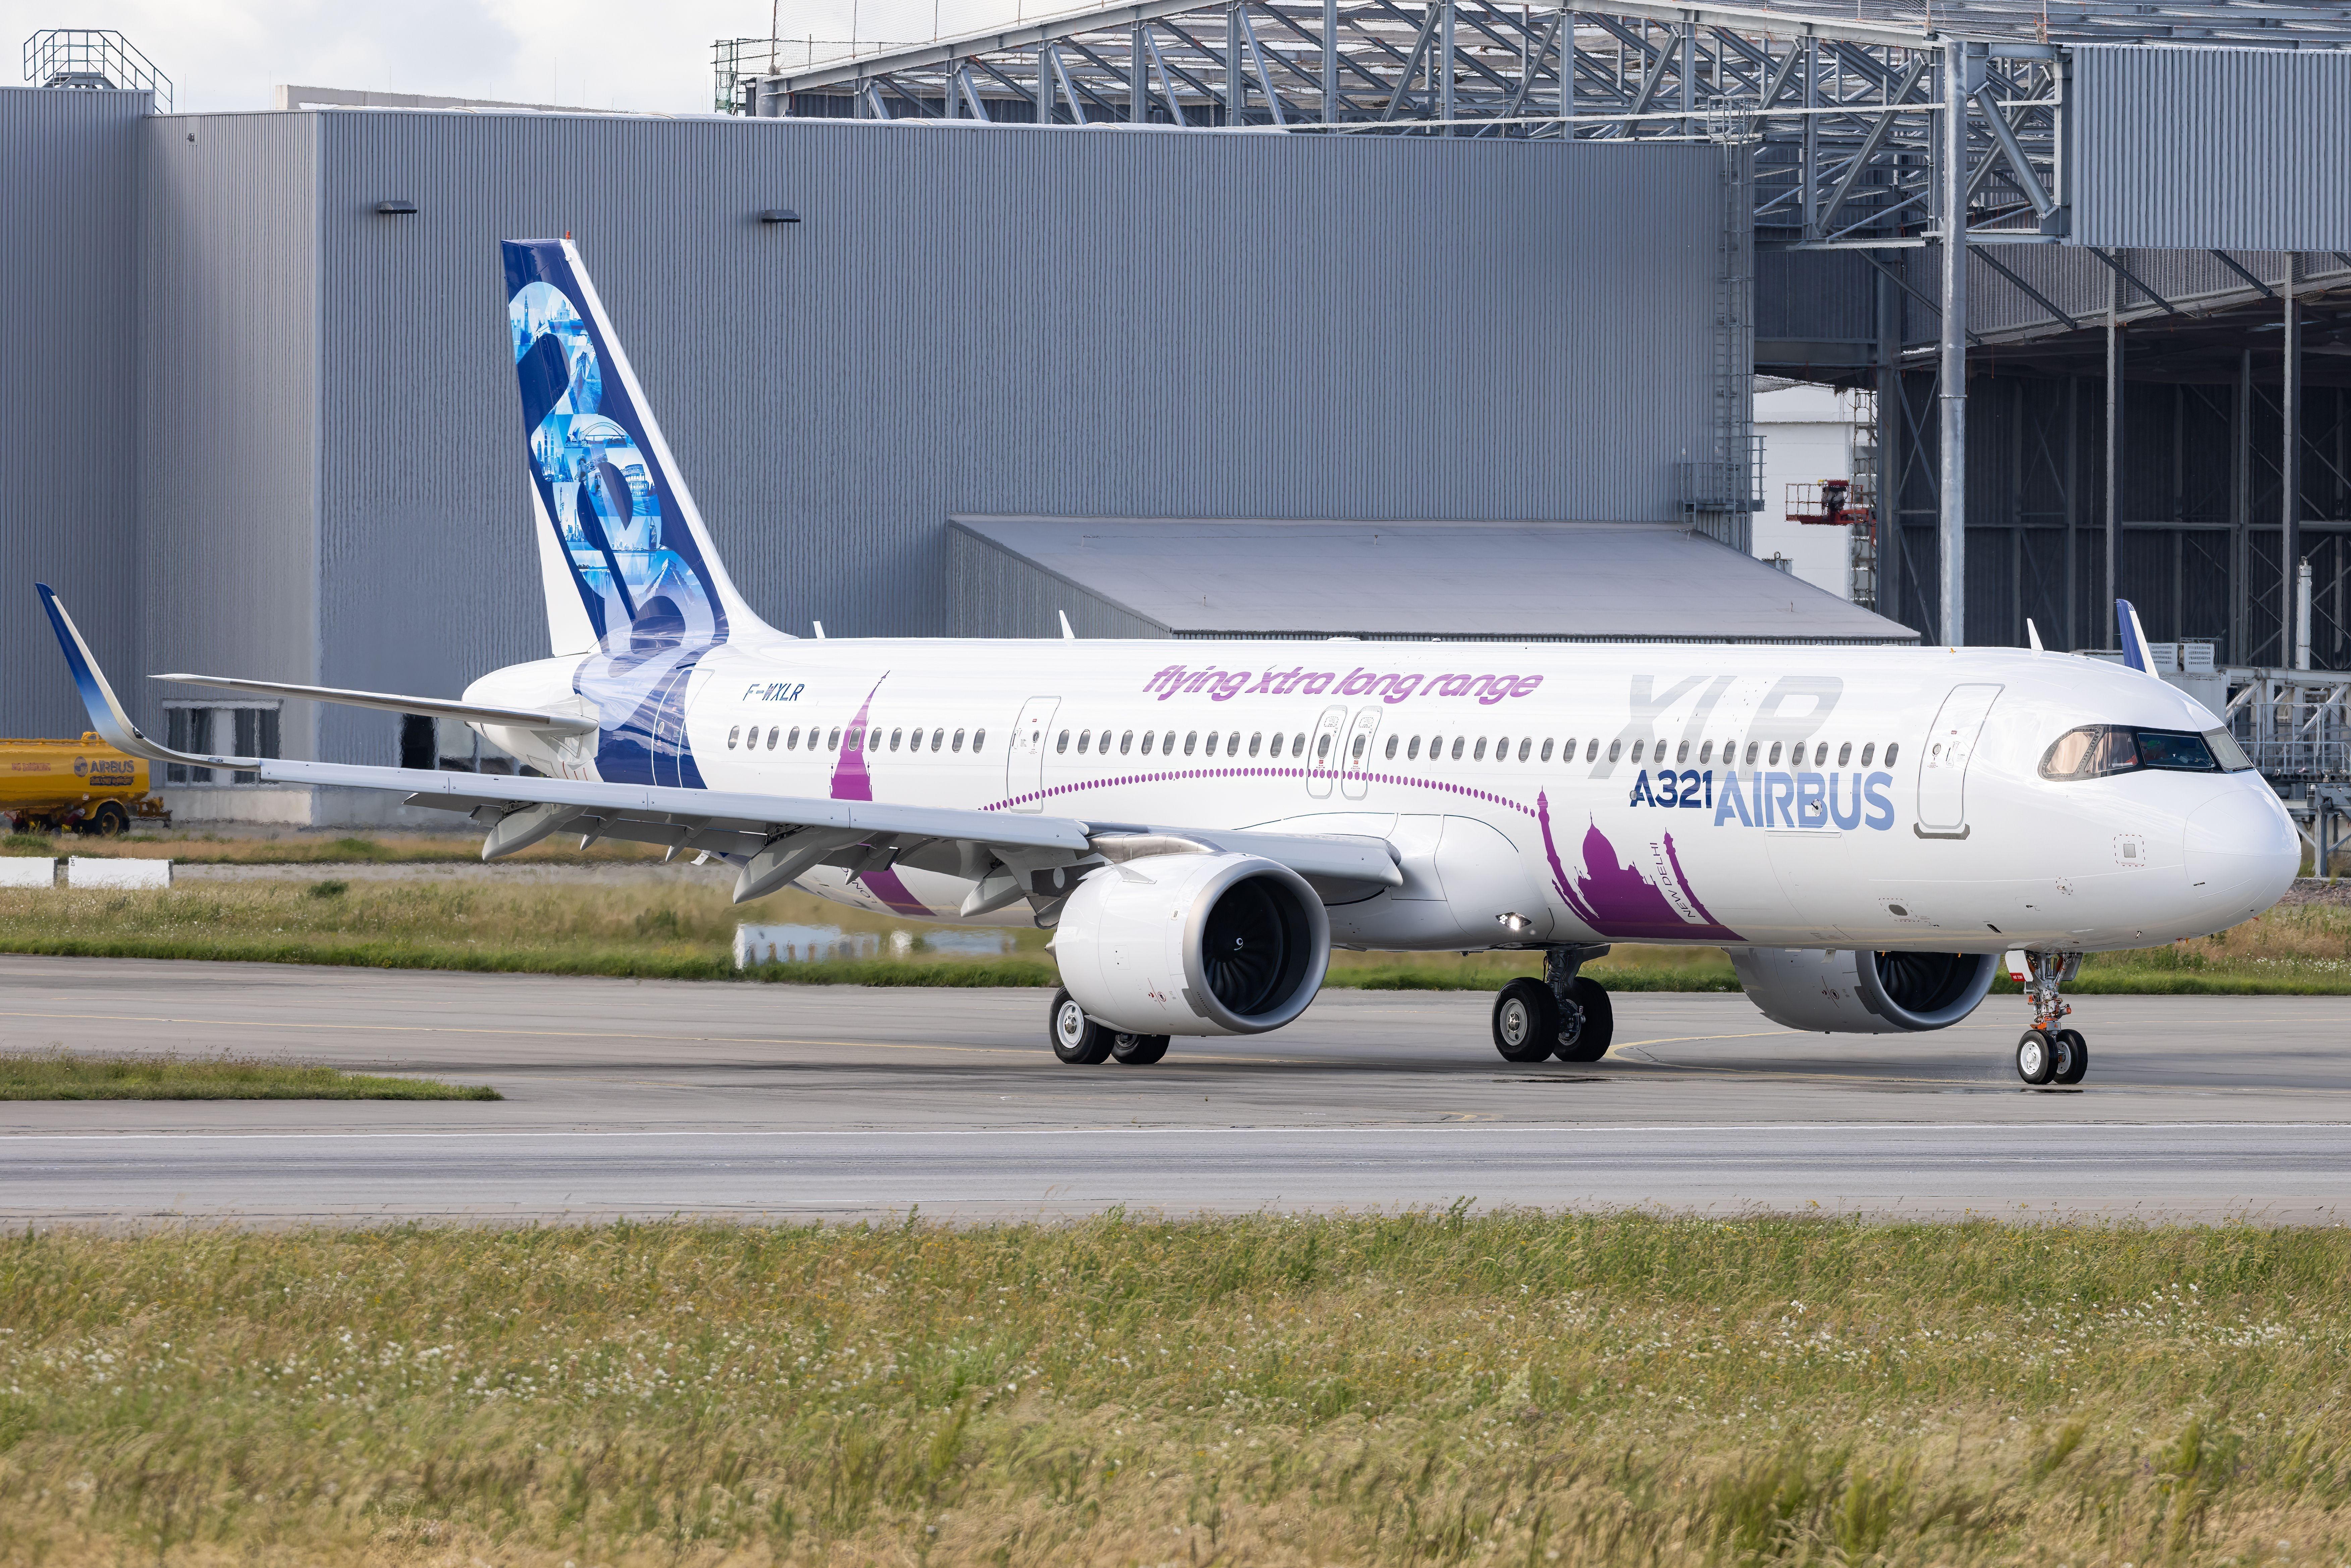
1055,852,1329,1036
1729,947,1996,1033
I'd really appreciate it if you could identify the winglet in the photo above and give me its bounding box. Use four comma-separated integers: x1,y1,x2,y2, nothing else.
35,584,258,770
2026,617,2044,653
2117,597,2157,675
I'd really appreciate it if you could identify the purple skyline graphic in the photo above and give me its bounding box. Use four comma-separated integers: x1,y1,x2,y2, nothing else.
1538,793,1743,942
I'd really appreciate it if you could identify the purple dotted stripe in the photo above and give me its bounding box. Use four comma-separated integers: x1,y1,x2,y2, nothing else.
979,767,1539,819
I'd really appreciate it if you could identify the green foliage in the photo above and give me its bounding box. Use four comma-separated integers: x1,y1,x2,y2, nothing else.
0,1049,496,1100
305,877,349,898
1,831,55,854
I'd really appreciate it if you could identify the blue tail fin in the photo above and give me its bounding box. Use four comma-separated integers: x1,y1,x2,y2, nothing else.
503,239,763,657
2116,597,2153,674
504,240,769,787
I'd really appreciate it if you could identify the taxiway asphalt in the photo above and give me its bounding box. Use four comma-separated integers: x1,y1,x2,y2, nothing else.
1,954,2344,1224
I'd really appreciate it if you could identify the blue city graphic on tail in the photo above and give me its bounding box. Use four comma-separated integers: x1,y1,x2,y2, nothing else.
504,239,724,788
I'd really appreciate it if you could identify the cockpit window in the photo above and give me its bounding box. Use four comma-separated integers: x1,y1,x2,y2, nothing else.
2039,724,2254,780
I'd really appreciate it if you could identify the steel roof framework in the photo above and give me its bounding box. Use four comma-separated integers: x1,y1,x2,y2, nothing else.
726,1,2351,648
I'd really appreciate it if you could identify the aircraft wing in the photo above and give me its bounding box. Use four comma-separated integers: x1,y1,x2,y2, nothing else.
40,586,1398,911
152,672,598,737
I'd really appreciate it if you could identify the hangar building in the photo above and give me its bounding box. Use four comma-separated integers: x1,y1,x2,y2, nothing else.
2,71,1905,820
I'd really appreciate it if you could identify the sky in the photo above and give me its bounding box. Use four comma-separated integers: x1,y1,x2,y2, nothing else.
6,0,1073,115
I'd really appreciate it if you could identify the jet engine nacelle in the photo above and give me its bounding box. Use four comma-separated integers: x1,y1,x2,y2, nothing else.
1729,947,1997,1033
1056,853,1329,1037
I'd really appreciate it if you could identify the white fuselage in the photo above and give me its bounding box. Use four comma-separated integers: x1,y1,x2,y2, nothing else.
468,636,2299,955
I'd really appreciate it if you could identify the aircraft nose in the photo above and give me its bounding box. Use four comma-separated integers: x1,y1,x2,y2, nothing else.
2183,785,2299,917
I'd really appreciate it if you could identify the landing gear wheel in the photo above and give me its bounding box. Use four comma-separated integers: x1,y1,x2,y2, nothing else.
1492,979,1560,1064
1110,1032,1171,1066
1552,977,1614,1063
1049,989,1113,1065
85,801,130,837
2016,1028,2055,1086
2051,1028,2088,1086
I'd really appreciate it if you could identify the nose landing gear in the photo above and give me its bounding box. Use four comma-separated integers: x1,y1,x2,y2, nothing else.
2014,952,2088,1086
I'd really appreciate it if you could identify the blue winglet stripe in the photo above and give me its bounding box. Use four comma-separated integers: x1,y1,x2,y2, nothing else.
2116,598,2147,672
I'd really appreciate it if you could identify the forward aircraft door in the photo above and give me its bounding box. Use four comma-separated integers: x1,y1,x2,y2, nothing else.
1005,697,1058,811
1305,705,1346,799
1915,683,2002,838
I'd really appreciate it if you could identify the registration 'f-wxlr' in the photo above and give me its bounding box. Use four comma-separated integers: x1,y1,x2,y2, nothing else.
40,240,2299,1085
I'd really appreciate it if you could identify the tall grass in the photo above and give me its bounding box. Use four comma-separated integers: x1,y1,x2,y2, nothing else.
0,882,2344,992
1,1214,2347,1564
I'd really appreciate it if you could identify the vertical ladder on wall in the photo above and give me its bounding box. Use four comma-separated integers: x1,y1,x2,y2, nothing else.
1848,388,1880,609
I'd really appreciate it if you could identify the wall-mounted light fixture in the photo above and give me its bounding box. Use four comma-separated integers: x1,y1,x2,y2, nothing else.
759,209,801,224
375,200,418,215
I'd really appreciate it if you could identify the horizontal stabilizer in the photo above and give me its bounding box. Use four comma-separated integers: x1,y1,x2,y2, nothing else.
154,673,597,737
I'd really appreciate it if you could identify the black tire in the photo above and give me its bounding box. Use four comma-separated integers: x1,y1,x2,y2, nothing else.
1553,976,1615,1063
1492,979,1560,1063
1110,1032,1171,1066
1049,988,1113,1065
2016,1029,2055,1086
86,801,130,837
2052,1028,2088,1086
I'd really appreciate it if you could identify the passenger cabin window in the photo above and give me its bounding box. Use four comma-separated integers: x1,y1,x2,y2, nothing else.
1607,740,1620,762
952,728,966,752
1076,731,1090,754
1351,735,1367,761
1120,730,1133,754
1473,738,1488,761
1540,739,1553,761
1882,742,1897,765
728,726,741,749
1384,736,1398,760
788,727,802,749
1450,737,1465,761
1767,742,1781,765
1316,734,1332,760
1056,729,1070,752
972,728,987,752
1631,740,1644,762
1586,739,1599,762
1185,732,1198,755
1699,740,1713,764
1837,741,1851,766
826,727,842,751
1407,736,1422,760
1140,731,1156,755
845,724,864,752
1859,741,1873,765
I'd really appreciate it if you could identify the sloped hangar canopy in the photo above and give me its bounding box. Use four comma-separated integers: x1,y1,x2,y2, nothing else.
951,518,1918,641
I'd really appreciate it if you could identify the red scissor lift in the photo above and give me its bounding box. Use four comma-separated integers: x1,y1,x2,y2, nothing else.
1786,479,1877,607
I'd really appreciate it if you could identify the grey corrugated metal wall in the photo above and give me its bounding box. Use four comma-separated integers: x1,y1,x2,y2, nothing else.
947,523,1167,639
297,114,1717,761
140,112,323,760
2074,45,2351,251
13,106,1717,766
0,88,145,739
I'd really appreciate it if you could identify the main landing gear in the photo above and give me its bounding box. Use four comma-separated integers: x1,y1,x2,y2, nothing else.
1493,945,1615,1065
2014,951,2088,1087
1049,989,1172,1067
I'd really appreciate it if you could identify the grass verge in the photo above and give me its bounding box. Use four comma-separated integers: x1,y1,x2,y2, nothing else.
1,1214,2346,1565
0,1050,497,1100
0,881,2344,992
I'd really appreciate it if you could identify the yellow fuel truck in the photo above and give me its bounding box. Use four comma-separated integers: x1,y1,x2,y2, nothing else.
0,733,170,835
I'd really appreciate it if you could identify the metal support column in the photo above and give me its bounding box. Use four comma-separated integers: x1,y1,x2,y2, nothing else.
1036,44,1054,122
2283,255,2304,665
1799,37,1817,240
1226,3,1241,124
1131,22,1147,120
2105,266,2123,632
1936,39,1970,646
1440,0,1455,127
1876,267,1904,627
1320,0,1335,121
2065,375,2079,648
2234,348,2252,663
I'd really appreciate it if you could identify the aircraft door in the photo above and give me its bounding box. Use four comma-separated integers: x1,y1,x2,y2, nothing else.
1005,697,1059,811
1305,705,1347,799
1340,707,1383,800
1915,683,2002,837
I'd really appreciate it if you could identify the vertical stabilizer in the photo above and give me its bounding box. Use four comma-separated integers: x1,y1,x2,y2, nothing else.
502,239,774,787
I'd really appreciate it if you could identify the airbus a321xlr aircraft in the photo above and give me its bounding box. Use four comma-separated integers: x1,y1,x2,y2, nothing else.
38,239,2301,1085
